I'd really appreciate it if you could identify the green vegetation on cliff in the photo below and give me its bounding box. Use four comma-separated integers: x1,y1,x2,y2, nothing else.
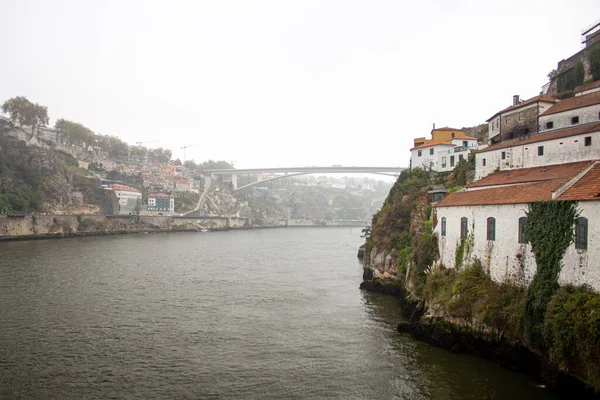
362,159,600,391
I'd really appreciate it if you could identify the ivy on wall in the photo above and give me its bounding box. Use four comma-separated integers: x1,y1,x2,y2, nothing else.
557,61,584,93
523,200,579,348
588,46,600,82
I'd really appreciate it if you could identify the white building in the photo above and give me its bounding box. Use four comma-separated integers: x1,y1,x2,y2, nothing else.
108,184,142,214
410,136,479,172
434,160,600,291
475,122,600,180
538,90,600,134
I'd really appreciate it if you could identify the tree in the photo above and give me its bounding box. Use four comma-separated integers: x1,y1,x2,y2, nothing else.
55,119,94,147
1,96,49,134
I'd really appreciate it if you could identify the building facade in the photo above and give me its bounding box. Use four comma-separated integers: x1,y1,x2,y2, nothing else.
487,95,558,144
147,193,175,213
410,134,479,172
475,122,600,180
434,161,600,291
108,184,142,214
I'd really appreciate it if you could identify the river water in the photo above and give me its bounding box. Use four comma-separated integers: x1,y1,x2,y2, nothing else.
0,228,556,399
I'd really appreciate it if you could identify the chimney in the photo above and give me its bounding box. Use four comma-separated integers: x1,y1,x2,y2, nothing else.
433,123,436,130
513,95,520,106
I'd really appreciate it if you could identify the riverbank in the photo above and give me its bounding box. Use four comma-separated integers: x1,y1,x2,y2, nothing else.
0,213,367,242
359,280,600,398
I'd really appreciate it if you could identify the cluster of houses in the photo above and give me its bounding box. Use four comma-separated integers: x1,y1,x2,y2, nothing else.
105,184,176,215
420,75,600,292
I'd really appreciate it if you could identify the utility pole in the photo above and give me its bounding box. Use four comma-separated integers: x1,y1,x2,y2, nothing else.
181,144,195,165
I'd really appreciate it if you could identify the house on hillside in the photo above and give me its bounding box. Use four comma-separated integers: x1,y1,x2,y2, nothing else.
475,121,600,180
410,127,481,172
434,160,600,291
147,193,174,214
108,184,142,214
486,95,558,145
538,90,600,134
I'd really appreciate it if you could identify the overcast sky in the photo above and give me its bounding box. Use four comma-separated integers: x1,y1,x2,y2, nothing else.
1,0,598,168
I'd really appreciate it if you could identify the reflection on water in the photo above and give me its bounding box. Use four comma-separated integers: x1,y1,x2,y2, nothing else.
0,228,555,399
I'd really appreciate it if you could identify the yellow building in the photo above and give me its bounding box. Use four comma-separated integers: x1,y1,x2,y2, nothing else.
413,127,465,148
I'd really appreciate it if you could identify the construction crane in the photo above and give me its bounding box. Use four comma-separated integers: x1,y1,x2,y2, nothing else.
181,144,195,165
130,140,159,164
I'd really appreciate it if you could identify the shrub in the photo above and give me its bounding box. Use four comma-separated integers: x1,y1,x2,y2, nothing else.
543,285,600,391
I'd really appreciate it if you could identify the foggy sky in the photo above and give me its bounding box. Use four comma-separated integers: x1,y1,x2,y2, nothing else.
1,0,598,168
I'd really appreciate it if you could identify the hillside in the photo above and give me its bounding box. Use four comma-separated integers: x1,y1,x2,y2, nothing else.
0,128,116,214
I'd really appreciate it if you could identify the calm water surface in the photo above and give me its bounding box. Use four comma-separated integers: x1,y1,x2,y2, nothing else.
0,228,555,399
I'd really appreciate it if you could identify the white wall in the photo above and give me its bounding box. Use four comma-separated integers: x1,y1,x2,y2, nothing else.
539,104,600,133
435,202,600,291
410,144,454,171
475,130,600,180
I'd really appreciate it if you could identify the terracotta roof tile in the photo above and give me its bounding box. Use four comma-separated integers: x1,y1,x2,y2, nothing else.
574,80,600,94
411,141,456,150
435,181,564,207
486,95,558,121
468,161,594,188
541,91,600,116
477,122,600,153
558,162,600,201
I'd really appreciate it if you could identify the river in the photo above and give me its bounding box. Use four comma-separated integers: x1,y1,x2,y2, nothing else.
0,228,557,399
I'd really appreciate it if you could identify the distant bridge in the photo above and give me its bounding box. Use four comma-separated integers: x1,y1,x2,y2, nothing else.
202,166,407,191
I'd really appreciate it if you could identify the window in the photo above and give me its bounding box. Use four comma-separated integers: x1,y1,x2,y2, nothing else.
497,119,500,128
546,121,553,129
492,123,495,131
585,136,592,146
575,217,588,250
538,146,544,156
460,217,468,238
430,148,434,155
518,217,528,244
418,150,422,157
506,116,510,124
463,141,468,147
452,132,455,138
571,116,579,125
501,151,506,160
441,217,446,237
482,158,486,166
459,154,464,161
450,156,455,167
519,112,523,121
487,217,496,241
441,157,447,168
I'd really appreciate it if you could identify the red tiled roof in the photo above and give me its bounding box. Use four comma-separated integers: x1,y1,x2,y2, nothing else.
148,193,173,198
109,184,140,193
435,181,563,207
486,95,558,121
436,160,600,207
558,162,600,201
477,122,600,153
411,141,456,150
468,161,594,188
541,91,600,116
574,79,600,94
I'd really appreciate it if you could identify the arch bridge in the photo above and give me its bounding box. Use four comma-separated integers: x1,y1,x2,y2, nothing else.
202,166,407,191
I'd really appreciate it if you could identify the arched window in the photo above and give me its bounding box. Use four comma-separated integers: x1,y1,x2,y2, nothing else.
460,217,468,238
487,217,496,241
518,217,528,244
575,217,588,250
441,217,446,237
